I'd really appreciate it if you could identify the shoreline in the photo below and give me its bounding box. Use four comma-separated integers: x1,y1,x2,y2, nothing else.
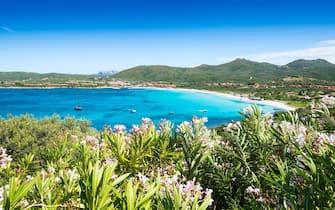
131,86,297,111
0,86,297,111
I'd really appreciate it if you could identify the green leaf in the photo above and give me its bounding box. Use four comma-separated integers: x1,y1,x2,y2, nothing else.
112,173,130,186
136,185,159,208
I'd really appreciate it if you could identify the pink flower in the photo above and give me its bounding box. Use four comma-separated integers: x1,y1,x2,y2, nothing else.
159,120,172,133
243,106,253,114
114,124,126,134
141,117,152,124
102,158,117,167
246,186,261,197
122,136,132,147
130,125,140,134
81,136,101,150
313,133,335,152
226,121,241,132
192,116,201,124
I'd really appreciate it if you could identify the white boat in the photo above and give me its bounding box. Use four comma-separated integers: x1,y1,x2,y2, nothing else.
74,96,82,110
74,106,82,111
199,109,208,113
130,109,136,113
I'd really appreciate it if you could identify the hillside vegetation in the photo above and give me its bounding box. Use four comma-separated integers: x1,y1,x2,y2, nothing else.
113,58,335,83
0,72,93,83
1,97,335,209
1,59,335,107
286,59,335,70
1,59,335,85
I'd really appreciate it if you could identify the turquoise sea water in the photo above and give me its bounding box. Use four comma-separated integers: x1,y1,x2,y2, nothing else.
0,88,283,129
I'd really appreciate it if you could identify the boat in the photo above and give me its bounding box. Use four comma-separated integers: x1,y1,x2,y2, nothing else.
199,109,208,113
169,112,173,115
74,96,83,111
74,106,82,111
130,109,136,113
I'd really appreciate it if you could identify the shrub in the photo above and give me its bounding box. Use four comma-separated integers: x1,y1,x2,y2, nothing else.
1,98,335,209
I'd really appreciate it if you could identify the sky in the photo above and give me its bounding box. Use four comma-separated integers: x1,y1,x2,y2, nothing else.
0,0,335,74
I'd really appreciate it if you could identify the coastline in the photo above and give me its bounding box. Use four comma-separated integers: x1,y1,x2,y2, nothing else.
0,86,297,111
176,88,297,111
133,86,297,111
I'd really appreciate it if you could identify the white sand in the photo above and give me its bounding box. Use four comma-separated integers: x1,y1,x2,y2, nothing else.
135,86,297,111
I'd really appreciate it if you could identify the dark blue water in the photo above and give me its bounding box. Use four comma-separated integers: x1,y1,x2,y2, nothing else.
0,88,283,129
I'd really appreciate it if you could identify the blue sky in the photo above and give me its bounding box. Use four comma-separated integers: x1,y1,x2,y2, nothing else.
0,0,335,74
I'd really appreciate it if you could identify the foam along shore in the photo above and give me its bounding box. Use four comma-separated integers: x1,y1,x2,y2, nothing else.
135,86,297,111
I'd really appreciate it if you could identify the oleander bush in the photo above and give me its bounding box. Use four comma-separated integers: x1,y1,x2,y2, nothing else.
1,96,335,209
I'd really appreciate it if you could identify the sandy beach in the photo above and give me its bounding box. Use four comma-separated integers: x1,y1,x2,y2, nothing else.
134,86,297,111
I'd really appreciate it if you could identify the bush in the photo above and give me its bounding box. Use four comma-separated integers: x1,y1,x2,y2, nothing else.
1,97,335,209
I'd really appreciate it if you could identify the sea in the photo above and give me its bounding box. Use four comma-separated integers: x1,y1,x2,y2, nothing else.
0,88,283,130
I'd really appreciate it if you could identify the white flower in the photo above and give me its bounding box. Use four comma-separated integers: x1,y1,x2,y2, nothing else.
141,117,152,124
246,186,261,197
65,168,80,180
55,177,61,183
0,147,12,168
204,188,213,196
26,175,33,181
21,199,29,207
47,166,55,174
296,133,306,147
226,121,241,132
321,95,335,107
40,171,47,178
192,116,201,124
102,158,117,167
70,135,78,141
201,117,208,123
137,173,149,186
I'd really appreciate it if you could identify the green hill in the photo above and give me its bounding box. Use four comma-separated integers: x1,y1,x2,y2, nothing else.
286,59,335,70
113,59,284,83
112,65,187,82
2,58,335,85
0,72,94,82
113,58,335,83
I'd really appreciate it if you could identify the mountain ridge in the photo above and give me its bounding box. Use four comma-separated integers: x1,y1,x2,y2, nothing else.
285,59,335,70
113,58,335,83
1,58,335,83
